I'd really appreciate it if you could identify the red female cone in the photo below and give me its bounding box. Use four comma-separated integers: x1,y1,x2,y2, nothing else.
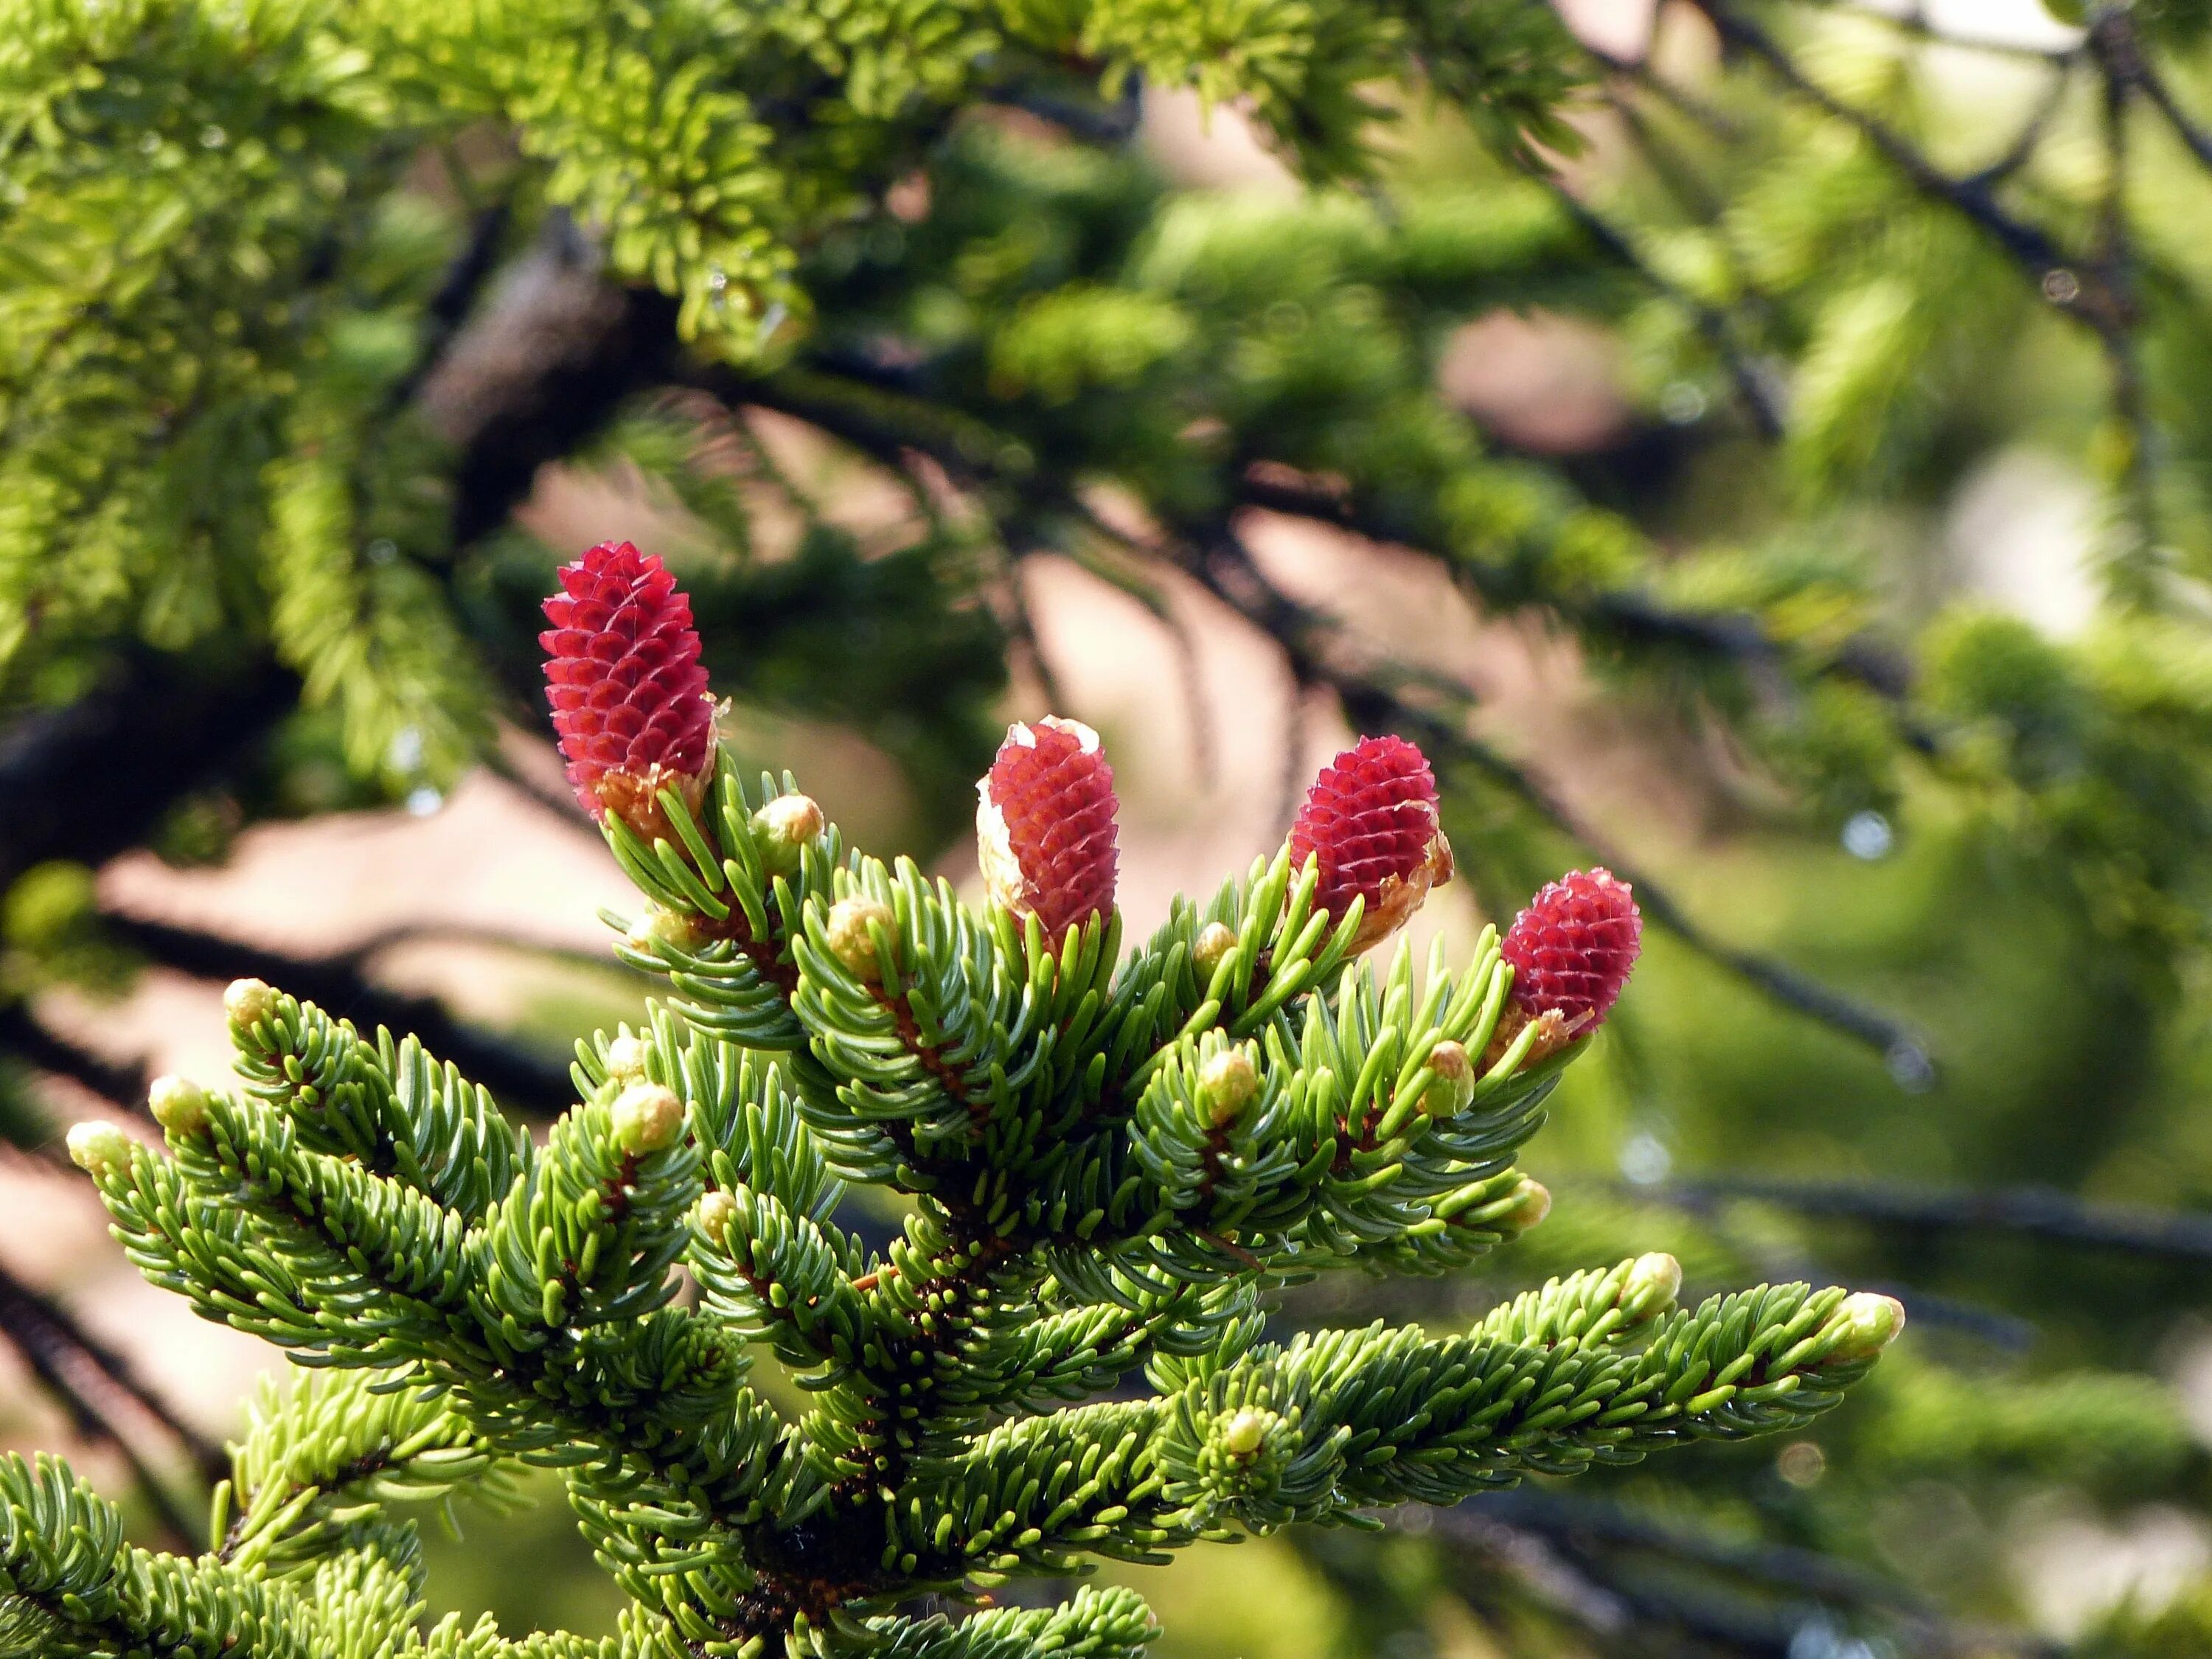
1287,735,1453,953
1490,867,1642,1065
541,541,717,842
975,717,1119,939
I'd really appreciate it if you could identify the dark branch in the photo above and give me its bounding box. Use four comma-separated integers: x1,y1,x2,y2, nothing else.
0,1257,220,1548
1654,1174,2212,1262
0,1003,151,1117
1697,1,2086,307
0,654,298,894
98,908,577,1119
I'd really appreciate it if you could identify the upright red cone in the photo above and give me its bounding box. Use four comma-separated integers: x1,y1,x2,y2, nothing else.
1489,867,1641,1067
1287,735,1453,953
976,717,1119,939
541,541,717,841
1501,867,1641,1028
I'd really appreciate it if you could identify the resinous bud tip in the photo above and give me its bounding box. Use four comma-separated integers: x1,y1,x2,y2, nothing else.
1198,1048,1259,1127
753,794,825,877
148,1075,209,1137
66,1120,132,1179
1421,1040,1476,1117
1823,1292,1906,1363
223,977,276,1029
825,897,897,981
613,1082,685,1154
1620,1252,1683,1321
1192,921,1238,980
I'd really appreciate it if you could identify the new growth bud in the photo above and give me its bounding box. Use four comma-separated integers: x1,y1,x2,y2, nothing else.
1420,1039,1475,1118
1197,1047,1259,1127
1502,868,1642,1029
825,897,897,982
626,905,704,953
612,1082,684,1154
696,1189,737,1245
1620,1252,1683,1323
223,976,276,1030
1192,921,1238,980
541,541,718,841
147,1075,209,1137
1288,736,1453,954
1822,1292,1907,1363
1495,1176,1551,1235
602,1034,649,1082
976,717,1119,939
1220,1408,1272,1459
66,1120,132,1180
752,793,826,877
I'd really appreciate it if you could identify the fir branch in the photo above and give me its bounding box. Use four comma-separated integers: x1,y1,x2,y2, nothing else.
1694,1,2082,299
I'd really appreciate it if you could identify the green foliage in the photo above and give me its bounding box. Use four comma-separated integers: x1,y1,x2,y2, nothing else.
4,754,1899,1656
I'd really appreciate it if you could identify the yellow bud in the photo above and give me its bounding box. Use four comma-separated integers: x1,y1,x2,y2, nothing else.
697,1189,738,1244
825,897,897,981
603,1034,649,1082
1198,1048,1259,1127
626,906,703,952
223,977,276,1029
1192,922,1238,980
1495,1176,1551,1235
1619,1252,1683,1323
1823,1292,1906,1363
1421,1040,1476,1117
147,1074,209,1137
66,1120,133,1180
612,1082,684,1154
1220,1408,1270,1459
753,794,826,876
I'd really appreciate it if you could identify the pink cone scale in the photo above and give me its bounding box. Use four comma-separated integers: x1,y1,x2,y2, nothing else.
1287,735,1453,953
976,717,1119,939
541,541,717,838
1501,867,1642,1029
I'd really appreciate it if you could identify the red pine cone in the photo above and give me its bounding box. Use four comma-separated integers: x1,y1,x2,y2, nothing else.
976,717,1119,938
1502,867,1642,1029
541,541,717,834
1288,735,1453,953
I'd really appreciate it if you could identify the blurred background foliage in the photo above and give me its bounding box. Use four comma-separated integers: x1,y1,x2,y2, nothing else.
6,0,2212,1652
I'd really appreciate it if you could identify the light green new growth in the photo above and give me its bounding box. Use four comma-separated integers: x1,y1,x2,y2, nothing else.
4,751,1902,1658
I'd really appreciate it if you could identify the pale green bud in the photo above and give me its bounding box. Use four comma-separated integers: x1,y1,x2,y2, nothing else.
66,1120,133,1180
1192,922,1238,980
1420,1040,1476,1117
1822,1292,1906,1363
1618,1252,1683,1323
612,1082,684,1154
147,1074,209,1137
752,793,826,877
1198,1048,1259,1127
603,1034,649,1082
1220,1408,1271,1459
223,976,276,1029
697,1189,738,1245
825,897,897,981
